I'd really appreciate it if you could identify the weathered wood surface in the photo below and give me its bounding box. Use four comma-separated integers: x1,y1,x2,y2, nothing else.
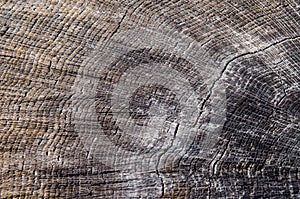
0,0,299,198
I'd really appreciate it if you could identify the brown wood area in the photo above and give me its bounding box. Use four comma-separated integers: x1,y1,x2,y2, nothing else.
0,0,299,198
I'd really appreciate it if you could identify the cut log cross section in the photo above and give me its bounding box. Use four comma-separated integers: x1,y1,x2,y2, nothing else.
72,28,226,197
96,48,207,154
1,1,299,198
72,27,226,167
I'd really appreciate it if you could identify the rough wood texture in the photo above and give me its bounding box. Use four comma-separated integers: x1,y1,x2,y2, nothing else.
0,0,299,198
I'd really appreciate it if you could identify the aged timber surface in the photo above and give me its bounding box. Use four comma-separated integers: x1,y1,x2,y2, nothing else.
0,0,299,198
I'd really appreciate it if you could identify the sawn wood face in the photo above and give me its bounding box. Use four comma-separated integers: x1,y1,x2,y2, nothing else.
0,0,299,198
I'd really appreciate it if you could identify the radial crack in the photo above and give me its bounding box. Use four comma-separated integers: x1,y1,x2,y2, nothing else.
206,35,300,175
155,123,180,197
103,9,128,47
200,35,300,121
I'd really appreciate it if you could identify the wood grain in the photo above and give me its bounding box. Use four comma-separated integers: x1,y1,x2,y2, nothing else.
0,0,299,198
